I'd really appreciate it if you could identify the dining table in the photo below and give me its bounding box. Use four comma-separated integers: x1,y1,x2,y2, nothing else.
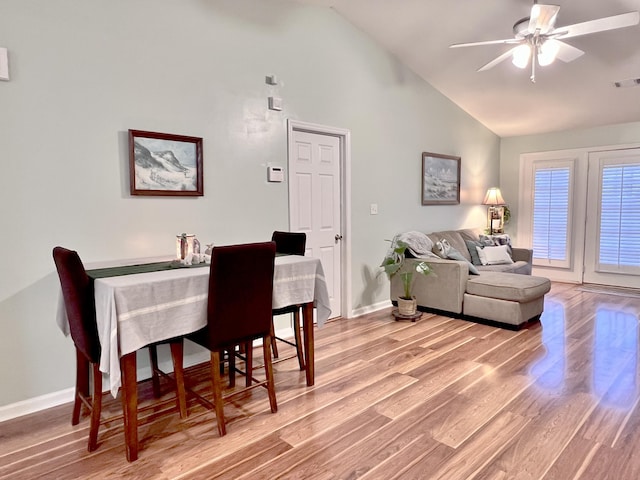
56,253,331,461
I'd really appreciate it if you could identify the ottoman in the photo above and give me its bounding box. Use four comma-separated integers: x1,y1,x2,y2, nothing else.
463,272,551,329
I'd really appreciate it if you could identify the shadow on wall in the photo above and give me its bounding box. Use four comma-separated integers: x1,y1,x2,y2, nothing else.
356,264,387,312
0,273,75,407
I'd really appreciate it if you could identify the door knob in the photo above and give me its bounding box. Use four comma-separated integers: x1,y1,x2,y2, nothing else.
335,234,343,242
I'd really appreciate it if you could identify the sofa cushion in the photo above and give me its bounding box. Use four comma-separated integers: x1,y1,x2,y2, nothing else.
466,272,551,302
477,261,531,275
476,245,513,266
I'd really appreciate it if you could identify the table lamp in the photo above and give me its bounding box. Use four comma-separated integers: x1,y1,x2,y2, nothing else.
482,188,506,235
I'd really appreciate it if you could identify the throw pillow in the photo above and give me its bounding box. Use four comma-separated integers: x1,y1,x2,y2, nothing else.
476,245,514,266
479,234,513,255
432,238,451,259
479,233,512,246
464,240,484,265
435,239,479,274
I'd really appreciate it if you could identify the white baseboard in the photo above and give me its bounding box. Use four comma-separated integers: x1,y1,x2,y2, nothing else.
0,350,210,423
351,300,392,318
1,307,393,422
0,387,76,423
0,327,301,423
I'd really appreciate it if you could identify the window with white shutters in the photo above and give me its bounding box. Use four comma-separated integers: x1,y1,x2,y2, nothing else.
597,162,640,273
531,164,573,269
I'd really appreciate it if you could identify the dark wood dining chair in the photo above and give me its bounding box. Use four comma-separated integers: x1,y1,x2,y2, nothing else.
187,241,278,436
52,246,187,454
271,231,306,370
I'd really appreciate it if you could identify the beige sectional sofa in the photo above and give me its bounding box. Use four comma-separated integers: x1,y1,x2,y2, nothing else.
390,228,550,329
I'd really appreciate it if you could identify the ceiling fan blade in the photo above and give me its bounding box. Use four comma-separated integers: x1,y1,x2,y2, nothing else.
553,40,584,63
477,46,520,72
555,11,639,40
529,4,561,34
450,38,521,48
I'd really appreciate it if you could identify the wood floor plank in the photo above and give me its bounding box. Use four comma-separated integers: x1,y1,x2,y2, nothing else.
541,435,601,480
429,373,532,448
234,409,389,480
479,392,598,479
429,411,530,480
277,372,416,446
3,282,640,479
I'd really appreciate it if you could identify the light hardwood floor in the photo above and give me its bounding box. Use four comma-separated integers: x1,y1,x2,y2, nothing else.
3,282,640,479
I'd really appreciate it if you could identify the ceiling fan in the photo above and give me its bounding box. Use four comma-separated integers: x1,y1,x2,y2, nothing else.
450,1,640,82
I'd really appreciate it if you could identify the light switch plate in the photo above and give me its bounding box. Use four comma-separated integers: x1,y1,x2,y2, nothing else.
0,48,9,81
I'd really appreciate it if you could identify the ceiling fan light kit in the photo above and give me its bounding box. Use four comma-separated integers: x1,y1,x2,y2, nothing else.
450,2,640,83
512,44,531,68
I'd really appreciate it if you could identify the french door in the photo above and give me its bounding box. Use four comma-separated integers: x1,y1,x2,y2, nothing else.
583,148,640,288
520,146,640,288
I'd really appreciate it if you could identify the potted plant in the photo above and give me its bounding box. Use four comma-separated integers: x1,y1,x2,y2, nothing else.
380,239,433,315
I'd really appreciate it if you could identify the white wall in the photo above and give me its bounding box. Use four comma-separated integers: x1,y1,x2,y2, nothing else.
500,121,640,244
0,0,499,408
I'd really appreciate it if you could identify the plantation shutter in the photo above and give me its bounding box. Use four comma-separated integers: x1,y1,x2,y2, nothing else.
598,162,640,272
532,166,571,268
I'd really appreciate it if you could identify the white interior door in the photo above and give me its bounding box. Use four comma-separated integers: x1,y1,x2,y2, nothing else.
583,148,640,288
288,129,342,319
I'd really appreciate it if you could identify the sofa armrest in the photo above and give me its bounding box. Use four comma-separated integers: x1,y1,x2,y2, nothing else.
511,247,533,264
390,257,468,314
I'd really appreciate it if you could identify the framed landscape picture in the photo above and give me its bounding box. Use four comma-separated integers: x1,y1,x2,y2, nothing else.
421,152,461,205
129,129,203,196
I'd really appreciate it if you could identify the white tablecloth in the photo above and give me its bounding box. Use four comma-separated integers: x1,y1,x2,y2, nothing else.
56,255,330,397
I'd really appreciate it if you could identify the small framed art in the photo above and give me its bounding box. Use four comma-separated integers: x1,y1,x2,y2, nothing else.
421,152,460,205
129,129,203,196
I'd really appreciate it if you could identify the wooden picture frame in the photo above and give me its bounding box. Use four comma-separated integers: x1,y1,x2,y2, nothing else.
421,152,461,205
129,129,203,196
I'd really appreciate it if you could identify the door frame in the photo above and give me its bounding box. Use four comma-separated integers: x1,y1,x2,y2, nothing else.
287,119,352,319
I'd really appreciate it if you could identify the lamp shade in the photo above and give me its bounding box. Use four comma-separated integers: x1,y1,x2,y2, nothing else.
482,187,506,206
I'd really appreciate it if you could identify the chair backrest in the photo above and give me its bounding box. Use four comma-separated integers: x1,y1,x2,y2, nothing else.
206,242,276,349
271,231,306,256
52,247,101,363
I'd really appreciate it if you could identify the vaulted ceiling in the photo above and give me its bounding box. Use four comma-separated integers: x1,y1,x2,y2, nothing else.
291,0,640,137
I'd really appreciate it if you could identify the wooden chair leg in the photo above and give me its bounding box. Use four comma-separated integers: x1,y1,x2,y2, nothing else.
88,363,102,452
149,345,161,398
263,335,278,414
245,341,253,387
120,352,139,462
293,309,305,371
73,349,90,425
228,348,236,388
270,320,279,358
170,340,187,419
211,351,226,436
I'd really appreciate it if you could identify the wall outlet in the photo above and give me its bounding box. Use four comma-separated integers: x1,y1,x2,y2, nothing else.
370,203,378,215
